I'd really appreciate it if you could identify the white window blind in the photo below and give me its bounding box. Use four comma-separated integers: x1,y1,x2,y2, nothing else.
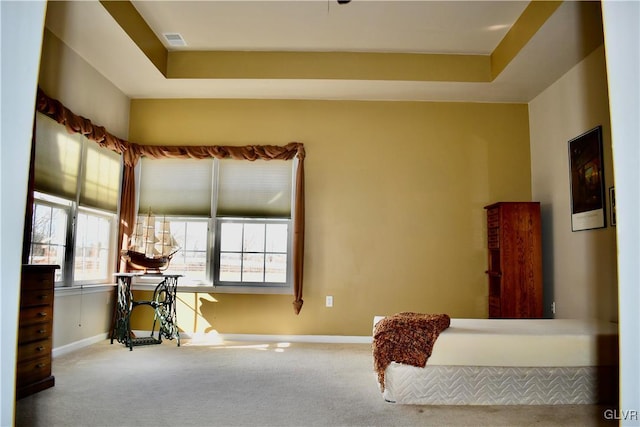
217,159,292,218
34,113,81,200
34,113,121,212
139,157,213,216
80,140,121,212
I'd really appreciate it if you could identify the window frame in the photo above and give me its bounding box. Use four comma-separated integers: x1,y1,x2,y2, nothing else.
133,157,298,294
213,217,293,292
30,113,122,287
30,192,118,287
154,216,212,282
29,193,72,284
73,205,118,285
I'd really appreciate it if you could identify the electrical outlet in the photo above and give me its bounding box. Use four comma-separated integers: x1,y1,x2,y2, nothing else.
326,295,333,307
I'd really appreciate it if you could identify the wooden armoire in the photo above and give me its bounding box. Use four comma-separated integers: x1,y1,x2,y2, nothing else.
484,202,543,318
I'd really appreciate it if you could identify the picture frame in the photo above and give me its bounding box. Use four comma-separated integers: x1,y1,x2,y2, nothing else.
568,126,606,231
609,186,616,226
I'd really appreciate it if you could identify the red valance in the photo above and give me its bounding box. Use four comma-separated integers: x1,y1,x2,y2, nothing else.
34,88,305,314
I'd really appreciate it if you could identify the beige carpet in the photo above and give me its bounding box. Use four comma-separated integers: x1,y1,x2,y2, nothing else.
15,338,616,427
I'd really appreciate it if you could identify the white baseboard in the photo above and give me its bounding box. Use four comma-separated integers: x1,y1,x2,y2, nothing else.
53,331,373,357
53,333,110,358
207,333,372,344
134,330,373,344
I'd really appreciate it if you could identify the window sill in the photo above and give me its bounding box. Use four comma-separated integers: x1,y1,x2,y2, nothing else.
130,278,292,295
208,284,293,295
54,283,116,296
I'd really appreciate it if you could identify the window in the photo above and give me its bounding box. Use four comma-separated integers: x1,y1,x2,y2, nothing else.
74,209,114,281
136,157,212,282
137,156,296,292
215,219,289,285
29,195,70,282
214,158,293,289
29,113,121,286
162,219,208,280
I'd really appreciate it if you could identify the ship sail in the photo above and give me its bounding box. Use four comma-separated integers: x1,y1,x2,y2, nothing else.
122,210,180,273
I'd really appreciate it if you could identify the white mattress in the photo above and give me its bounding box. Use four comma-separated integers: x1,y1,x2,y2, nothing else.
373,317,618,367
373,317,619,405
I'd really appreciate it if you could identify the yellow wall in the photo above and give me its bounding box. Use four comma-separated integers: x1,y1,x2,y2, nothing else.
38,30,130,139
129,99,531,336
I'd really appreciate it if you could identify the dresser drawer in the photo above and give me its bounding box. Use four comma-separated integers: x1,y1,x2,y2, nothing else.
18,264,57,399
21,269,54,291
20,289,53,308
18,338,52,362
19,322,52,344
16,356,52,387
19,305,53,327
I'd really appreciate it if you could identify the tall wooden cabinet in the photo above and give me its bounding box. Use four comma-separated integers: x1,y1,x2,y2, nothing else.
484,202,543,318
16,264,58,399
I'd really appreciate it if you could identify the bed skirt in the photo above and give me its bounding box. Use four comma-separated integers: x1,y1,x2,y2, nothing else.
382,364,618,405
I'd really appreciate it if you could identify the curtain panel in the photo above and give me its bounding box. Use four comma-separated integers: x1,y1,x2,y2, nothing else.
35,88,306,313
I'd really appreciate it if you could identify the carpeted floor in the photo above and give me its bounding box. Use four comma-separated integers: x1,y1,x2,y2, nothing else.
15,338,616,427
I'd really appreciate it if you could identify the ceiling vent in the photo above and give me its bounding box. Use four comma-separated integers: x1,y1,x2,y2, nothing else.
163,33,186,47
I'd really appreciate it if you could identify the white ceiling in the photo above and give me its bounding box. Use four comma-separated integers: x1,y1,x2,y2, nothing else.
132,0,528,54
43,0,602,103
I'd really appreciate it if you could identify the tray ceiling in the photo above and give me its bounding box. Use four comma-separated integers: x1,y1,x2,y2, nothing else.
43,1,604,102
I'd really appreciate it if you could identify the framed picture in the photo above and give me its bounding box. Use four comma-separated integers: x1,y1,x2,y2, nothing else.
609,186,616,226
568,126,606,231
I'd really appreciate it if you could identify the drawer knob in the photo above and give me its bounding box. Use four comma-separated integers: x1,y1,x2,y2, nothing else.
37,312,48,317
36,363,46,369
38,329,46,334
38,294,48,300
36,346,45,352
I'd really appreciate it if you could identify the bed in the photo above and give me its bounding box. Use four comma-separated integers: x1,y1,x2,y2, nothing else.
373,315,618,405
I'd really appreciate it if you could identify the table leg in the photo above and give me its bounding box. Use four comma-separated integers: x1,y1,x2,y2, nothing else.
112,276,134,350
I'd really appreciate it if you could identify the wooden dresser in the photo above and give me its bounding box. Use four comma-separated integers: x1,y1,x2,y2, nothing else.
16,264,58,399
484,202,543,318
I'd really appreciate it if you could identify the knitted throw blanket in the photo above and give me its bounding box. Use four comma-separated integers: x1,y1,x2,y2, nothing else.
372,312,451,391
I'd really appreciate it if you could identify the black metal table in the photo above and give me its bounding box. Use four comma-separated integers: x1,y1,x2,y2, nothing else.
111,273,181,350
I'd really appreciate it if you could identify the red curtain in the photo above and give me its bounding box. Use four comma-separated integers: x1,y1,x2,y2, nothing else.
35,88,306,313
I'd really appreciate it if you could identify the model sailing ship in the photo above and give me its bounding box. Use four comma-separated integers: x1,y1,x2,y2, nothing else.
121,211,180,274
